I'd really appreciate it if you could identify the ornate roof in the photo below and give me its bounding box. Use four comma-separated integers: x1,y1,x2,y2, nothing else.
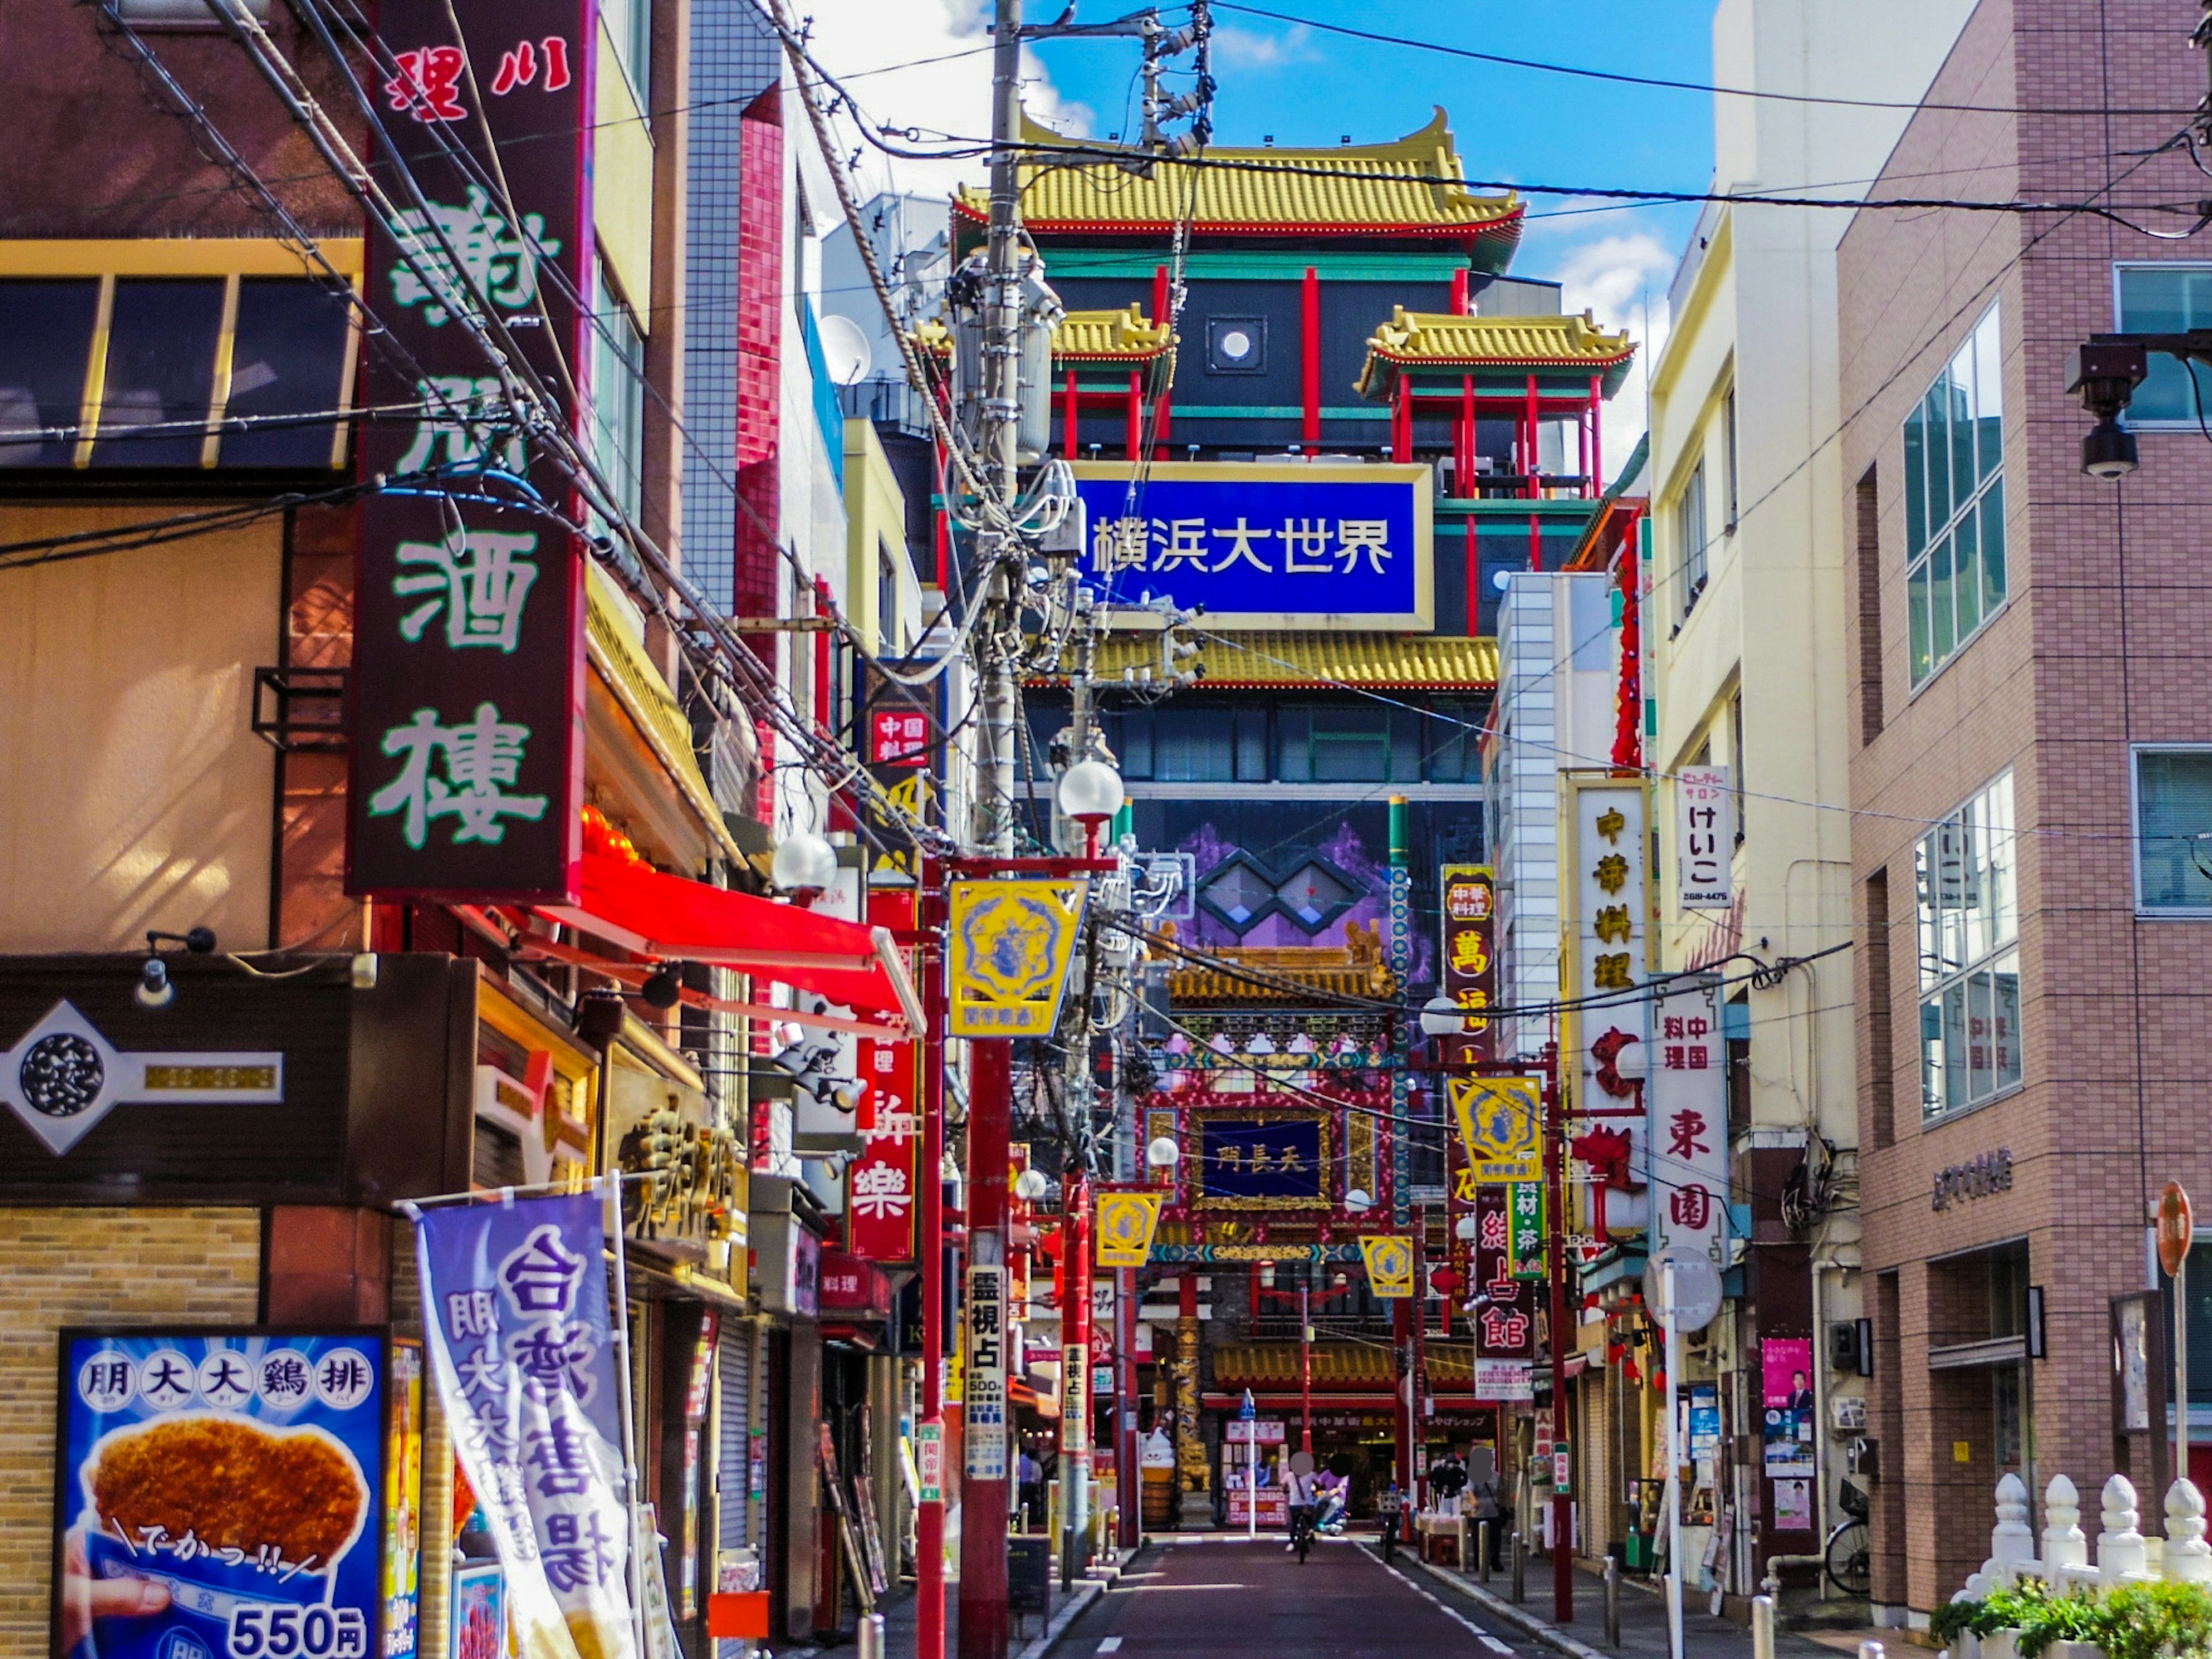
1357,306,1637,399
1166,922,1399,1005
1213,1343,1475,1389
1052,304,1172,362
953,109,1521,248
1042,630,1497,690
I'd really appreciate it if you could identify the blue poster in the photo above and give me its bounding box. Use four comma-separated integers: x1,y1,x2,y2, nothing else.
1072,462,1433,627
56,1328,388,1659
1197,1115,1327,1205
413,1191,635,1659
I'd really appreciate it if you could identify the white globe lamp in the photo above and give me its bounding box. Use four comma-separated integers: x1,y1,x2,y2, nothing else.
1014,1167,1050,1202
771,830,838,899
1056,759,1125,854
1146,1135,1180,1170
1419,993,1465,1039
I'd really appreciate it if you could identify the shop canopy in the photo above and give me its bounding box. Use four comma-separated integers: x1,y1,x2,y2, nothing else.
537,844,923,1031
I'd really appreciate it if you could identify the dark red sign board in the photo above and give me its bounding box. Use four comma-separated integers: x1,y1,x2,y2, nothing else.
849,886,921,1261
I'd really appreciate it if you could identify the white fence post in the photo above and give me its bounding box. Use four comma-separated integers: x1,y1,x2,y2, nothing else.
2097,1474,2147,1584
2166,1479,2212,1582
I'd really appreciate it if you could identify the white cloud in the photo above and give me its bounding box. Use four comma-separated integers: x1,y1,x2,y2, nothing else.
1209,22,1321,69
1548,230,1677,484
805,0,1094,205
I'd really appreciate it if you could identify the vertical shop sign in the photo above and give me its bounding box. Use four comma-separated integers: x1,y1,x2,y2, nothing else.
1472,1185,1536,1362
1649,974,1729,1262
1676,767,1734,910
349,0,597,899
55,1330,391,1659
1565,778,1650,1221
382,1342,424,1658
849,888,920,1260
963,1264,1008,1480
1438,865,1497,1063
414,1192,637,1659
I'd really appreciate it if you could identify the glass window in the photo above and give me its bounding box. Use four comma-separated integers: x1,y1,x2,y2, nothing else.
0,279,99,468
92,278,225,467
1904,305,2005,686
2136,748,2212,912
1111,707,1154,779
1153,706,1236,782
1676,460,1707,617
1915,771,2020,1119
1309,706,1390,783
221,278,354,468
599,0,652,108
2115,264,2212,425
1233,707,1268,782
590,260,646,527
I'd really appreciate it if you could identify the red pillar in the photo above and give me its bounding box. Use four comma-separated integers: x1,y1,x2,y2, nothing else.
1589,373,1604,497
1152,263,1175,448
1298,1279,1313,1454
1065,1172,1092,1570
1456,373,1475,498
917,871,948,1659
1126,370,1143,460
1465,520,1480,632
959,1038,1013,1659
1393,378,1412,464
1544,1049,1574,1622
1392,1296,1414,1540
1301,266,1321,447
1063,368,1078,460
1410,1209,1427,1511
1450,266,1469,316
1116,1264,1138,1547
1524,373,1540,498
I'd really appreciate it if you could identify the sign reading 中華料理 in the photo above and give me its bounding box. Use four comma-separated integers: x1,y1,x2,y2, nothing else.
349,0,597,903
1070,462,1433,629
57,1330,390,1659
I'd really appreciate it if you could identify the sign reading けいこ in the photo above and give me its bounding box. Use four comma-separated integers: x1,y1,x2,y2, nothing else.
1070,462,1433,629
56,1329,393,1659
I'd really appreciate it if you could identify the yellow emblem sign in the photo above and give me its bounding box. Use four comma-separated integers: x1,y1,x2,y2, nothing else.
946,878,1089,1038
1094,1191,1165,1268
1358,1235,1414,1299
1449,1075,1543,1183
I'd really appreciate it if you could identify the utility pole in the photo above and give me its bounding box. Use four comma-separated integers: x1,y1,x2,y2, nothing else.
1543,1043,1573,1623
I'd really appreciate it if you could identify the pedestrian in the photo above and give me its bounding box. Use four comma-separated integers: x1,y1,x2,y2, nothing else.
1378,1479,1404,1563
1284,1457,1319,1553
1017,1440,1043,1531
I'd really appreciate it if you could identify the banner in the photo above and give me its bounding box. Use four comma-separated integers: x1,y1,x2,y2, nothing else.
963,1264,1008,1479
1093,1191,1164,1268
415,1192,636,1659
1676,767,1734,910
1448,1075,1542,1183
946,879,1088,1037
849,888,921,1260
1438,865,1497,1064
57,1330,390,1659
1649,975,1730,1264
1472,1187,1536,1361
1358,1235,1414,1299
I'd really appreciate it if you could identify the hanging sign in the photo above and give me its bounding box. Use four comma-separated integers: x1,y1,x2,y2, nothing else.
915,1420,944,1505
1472,1185,1536,1361
946,880,1089,1037
1358,1235,1414,1299
1448,1075,1542,1183
1648,975,1729,1263
1438,865,1497,1063
963,1264,1009,1480
1093,1191,1164,1268
414,1192,637,1659
348,0,597,901
847,888,921,1260
1676,766,1734,910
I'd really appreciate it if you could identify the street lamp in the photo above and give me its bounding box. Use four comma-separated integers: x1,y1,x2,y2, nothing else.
1057,758,1124,857
2067,336,2152,479
771,828,838,900
1014,1167,1050,1202
1146,1135,1180,1170
1418,993,1464,1039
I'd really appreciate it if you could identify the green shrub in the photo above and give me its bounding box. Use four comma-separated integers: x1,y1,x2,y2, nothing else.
1930,1600,1984,1644
2084,1580,2212,1659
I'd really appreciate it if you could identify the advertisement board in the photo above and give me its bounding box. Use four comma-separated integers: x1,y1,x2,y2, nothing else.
55,1328,391,1659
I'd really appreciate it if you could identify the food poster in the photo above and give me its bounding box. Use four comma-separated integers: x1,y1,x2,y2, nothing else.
1760,1338,1817,1476
448,1566,504,1659
414,1193,637,1659
56,1329,390,1659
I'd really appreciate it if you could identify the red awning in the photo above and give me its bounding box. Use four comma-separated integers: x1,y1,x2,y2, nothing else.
539,847,923,1027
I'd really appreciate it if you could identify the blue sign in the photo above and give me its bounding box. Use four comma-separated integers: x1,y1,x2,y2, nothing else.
1072,462,1433,628
414,1191,637,1659
1238,1390,1256,1422
56,1329,389,1659
1196,1113,1328,1205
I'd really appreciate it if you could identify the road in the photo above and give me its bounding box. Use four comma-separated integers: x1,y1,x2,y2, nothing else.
1052,1536,1544,1657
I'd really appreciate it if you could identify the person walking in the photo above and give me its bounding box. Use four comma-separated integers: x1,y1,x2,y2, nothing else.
1285,1453,1320,1557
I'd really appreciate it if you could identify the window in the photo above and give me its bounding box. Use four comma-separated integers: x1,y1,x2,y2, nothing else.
600,0,652,108
0,270,355,471
1904,305,2005,687
1724,387,1740,528
1915,771,2021,1119
1152,707,1236,782
590,259,646,528
1675,460,1707,618
2134,747,2212,913
2115,264,2212,425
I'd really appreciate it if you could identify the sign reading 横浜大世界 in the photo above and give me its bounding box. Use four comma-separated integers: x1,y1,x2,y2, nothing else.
1070,462,1433,629
349,0,598,902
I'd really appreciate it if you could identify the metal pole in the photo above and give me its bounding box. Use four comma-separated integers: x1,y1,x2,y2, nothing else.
1603,1554,1621,1649
858,1612,886,1659
1477,1519,1491,1584
1544,1046,1574,1623
1246,1416,1257,1540
957,1038,1014,1659
1512,1528,1527,1603
1751,1594,1776,1659
1411,1206,1428,1509
918,865,948,1659
1062,1172,1090,1590
601,1178,650,1659
1664,1260,1684,1659
1301,1280,1313,1453
2181,1254,2192,1488
1116,1265,1138,1548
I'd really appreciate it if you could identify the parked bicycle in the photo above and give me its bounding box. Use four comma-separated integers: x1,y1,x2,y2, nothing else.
1825,1479,1871,1596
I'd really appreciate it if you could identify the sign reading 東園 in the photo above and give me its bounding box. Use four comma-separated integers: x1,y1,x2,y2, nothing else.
1071,462,1433,629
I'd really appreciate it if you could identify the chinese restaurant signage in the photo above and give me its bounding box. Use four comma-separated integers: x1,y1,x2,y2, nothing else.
849,889,920,1260
1357,1235,1414,1299
1070,461,1434,629
1448,1076,1541,1184
1193,1109,1328,1208
946,880,1088,1037
349,0,597,900
1647,974,1729,1261
1676,766,1734,910
1472,1185,1536,1361
1438,865,1496,1063
1564,777,1649,1226
56,1329,393,1659
963,1264,1008,1480
414,1192,636,1659
1093,1190,1164,1268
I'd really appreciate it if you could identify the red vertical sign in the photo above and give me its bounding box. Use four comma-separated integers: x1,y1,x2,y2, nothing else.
1474,1185,1536,1361
348,0,596,900
1440,866,1497,1064
850,887,921,1260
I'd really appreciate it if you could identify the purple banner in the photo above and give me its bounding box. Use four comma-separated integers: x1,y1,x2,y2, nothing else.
414,1192,634,1659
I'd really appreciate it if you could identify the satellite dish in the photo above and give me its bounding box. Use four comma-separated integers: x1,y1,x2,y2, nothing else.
818,312,874,387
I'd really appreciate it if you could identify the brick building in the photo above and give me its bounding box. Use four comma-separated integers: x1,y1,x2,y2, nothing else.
1838,0,2212,1627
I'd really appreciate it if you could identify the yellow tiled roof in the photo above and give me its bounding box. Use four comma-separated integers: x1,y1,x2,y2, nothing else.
1044,630,1497,690
1054,304,1171,361
955,109,1521,240
1168,923,1397,1003
1212,1343,1474,1388
1357,307,1637,399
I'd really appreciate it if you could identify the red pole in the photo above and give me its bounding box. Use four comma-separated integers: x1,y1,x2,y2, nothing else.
1524,373,1540,498
1116,1264,1138,1547
1457,373,1475,498
1393,378,1412,464
1410,1207,1427,1511
1126,370,1143,460
1450,266,1468,316
917,865,947,1659
1301,266,1321,446
1063,367,1078,460
958,1038,1013,1659
1544,1045,1573,1623
1300,1279,1313,1454
1589,373,1604,498
1063,1172,1091,1576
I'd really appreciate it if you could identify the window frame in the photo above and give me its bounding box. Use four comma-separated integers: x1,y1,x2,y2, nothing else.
1675,458,1707,619
1914,769,2022,1123
0,241,362,474
2131,743,2212,918
2112,263,2212,429
1903,303,2007,694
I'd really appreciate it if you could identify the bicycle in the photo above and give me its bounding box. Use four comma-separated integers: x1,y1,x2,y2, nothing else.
1290,1503,1317,1563
1824,1479,1871,1596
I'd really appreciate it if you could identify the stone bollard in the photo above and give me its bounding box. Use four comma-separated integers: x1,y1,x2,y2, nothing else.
2042,1475,2086,1578
1750,1595,1775,1659
2097,1474,2147,1584
2167,1479,2212,1581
